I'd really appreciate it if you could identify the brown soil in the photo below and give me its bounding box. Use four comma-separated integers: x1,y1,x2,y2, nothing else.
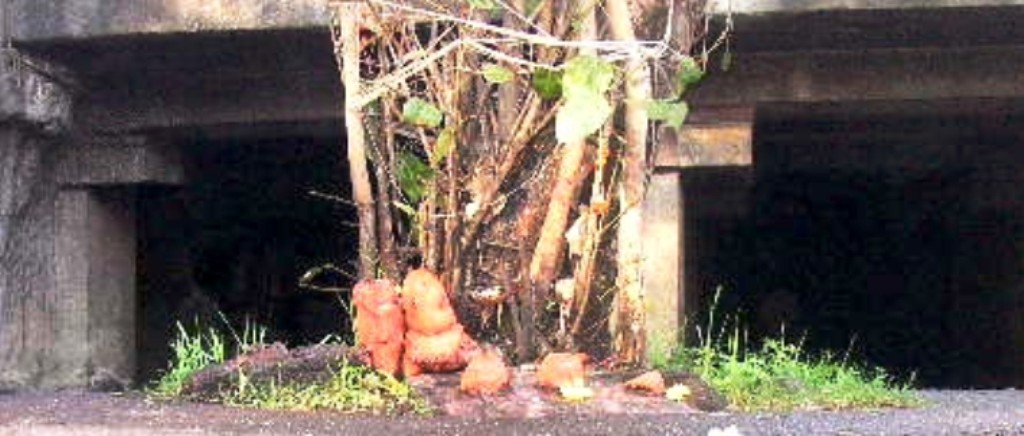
411,368,726,418
174,342,725,419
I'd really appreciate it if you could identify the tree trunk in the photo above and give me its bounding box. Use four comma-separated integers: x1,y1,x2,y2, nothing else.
607,0,652,365
338,3,379,279
528,0,598,301
369,100,399,280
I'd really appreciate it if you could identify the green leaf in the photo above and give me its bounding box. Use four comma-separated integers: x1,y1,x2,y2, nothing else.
402,98,444,128
482,64,515,84
554,55,617,144
531,68,563,100
647,100,690,129
562,55,616,99
432,128,457,165
466,0,499,9
397,152,434,204
556,93,612,144
677,57,704,95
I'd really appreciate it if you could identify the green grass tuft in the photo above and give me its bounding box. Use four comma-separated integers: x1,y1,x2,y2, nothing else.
654,289,923,412
150,321,229,397
223,362,432,415
149,318,426,415
150,316,271,397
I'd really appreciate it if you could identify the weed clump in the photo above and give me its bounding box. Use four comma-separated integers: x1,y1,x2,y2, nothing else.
652,289,922,411
150,322,228,397
150,319,429,415
223,362,431,414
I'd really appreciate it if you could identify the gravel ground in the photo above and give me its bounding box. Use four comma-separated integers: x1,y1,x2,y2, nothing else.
1,390,1023,435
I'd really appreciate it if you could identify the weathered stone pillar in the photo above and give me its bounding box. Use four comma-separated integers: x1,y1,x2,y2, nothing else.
0,51,73,388
0,48,184,389
643,170,684,353
643,106,754,359
54,188,139,388
52,136,184,389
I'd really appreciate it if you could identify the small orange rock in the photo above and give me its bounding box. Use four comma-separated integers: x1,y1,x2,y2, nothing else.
460,349,511,395
352,279,406,376
537,352,588,389
402,268,458,335
401,268,478,374
624,370,666,395
402,352,422,378
405,327,464,369
371,341,404,377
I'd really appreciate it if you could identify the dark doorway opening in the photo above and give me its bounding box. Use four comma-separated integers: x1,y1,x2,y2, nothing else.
136,133,355,381
712,101,1024,388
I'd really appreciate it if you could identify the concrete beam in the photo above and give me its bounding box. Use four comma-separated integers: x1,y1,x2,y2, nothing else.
10,0,331,42
56,136,185,186
692,45,1024,106
12,0,1024,43
712,0,1024,14
655,106,753,169
77,68,342,134
52,27,1024,135
722,4,1024,53
656,124,753,169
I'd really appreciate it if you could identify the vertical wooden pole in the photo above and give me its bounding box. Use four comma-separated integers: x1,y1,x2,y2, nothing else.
337,2,379,279
607,0,652,364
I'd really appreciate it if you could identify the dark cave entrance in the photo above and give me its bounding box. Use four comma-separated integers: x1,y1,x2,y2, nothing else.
136,132,356,381
701,100,1024,388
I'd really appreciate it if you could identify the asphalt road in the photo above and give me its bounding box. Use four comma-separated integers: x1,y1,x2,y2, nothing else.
1,390,1024,435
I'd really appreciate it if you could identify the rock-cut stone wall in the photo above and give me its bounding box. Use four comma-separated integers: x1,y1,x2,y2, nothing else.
0,51,74,389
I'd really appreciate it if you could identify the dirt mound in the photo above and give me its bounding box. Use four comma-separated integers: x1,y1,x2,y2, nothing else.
181,343,360,400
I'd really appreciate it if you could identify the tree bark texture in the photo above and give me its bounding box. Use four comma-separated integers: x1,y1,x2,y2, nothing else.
607,0,652,364
338,3,379,279
527,0,598,296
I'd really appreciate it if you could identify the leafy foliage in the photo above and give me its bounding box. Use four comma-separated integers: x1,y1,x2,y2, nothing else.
402,98,444,128
328,0,726,364
556,55,617,144
432,128,457,165
556,97,613,144
562,55,616,99
466,0,500,10
482,64,516,84
397,151,434,204
531,68,564,100
677,56,704,96
647,100,690,129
